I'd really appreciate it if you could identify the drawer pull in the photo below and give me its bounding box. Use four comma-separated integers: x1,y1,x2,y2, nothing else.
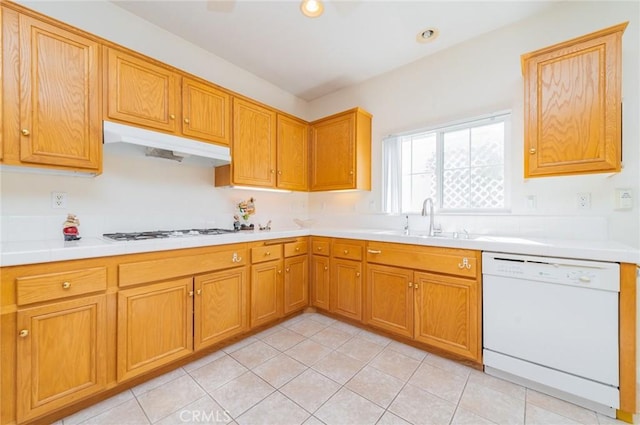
265,251,271,256
232,252,242,263
317,247,323,251
21,129,30,136
529,148,536,154
458,257,472,270
295,247,300,252
343,250,349,254
19,329,29,338
367,249,382,254
62,281,71,289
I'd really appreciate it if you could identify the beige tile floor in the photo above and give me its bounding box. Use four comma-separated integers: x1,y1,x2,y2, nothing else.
56,313,628,425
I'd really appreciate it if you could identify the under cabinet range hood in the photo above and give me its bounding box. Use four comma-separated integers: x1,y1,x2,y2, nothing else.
103,121,231,165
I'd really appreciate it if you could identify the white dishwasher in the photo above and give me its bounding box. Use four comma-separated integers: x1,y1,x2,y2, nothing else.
482,252,620,416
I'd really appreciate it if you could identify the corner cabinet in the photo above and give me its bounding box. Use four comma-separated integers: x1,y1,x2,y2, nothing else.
310,108,372,191
522,23,627,177
1,9,102,172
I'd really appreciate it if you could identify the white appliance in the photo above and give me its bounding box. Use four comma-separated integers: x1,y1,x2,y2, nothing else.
482,252,620,416
103,121,231,164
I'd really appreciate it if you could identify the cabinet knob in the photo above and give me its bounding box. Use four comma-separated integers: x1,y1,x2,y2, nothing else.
324,266,328,271
317,247,323,251
409,282,413,288
196,289,202,295
184,118,190,124
349,171,354,175
265,251,271,256
170,114,176,120
414,283,419,290
356,272,360,277
62,281,71,289
19,329,29,338
343,250,349,255
21,129,30,136
286,267,290,273
278,170,282,175
295,247,300,252
529,148,536,154
278,270,282,274
270,169,275,174
189,290,194,297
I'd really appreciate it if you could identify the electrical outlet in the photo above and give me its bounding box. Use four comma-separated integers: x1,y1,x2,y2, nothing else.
577,192,591,209
51,192,67,209
526,195,537,209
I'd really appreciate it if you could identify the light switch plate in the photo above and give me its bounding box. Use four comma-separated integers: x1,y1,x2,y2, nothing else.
614,188,632,210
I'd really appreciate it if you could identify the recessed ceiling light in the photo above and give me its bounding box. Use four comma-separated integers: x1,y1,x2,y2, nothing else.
300,0,324,18
416,27,439,43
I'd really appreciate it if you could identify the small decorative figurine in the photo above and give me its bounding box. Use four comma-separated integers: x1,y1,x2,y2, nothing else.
259,220,272,231
233,215,241,231
237,197,256,230
62,214,81,241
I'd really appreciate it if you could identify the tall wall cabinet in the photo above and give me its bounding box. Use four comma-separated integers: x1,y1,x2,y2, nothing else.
1,7,102,173
522,23,627,177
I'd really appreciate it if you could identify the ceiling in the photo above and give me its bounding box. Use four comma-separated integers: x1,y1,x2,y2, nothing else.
111,1,559,101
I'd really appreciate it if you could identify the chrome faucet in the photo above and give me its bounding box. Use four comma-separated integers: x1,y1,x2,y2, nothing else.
421,197,438,237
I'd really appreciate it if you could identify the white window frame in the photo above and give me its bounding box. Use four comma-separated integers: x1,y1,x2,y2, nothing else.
383,111,511,214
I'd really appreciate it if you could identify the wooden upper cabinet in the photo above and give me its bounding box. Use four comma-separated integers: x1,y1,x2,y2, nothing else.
277,114,308,191
231,98,277,187
522,23,627,177
182,77,231,146
17,14,101,171
310,107,371,191
106,48,179,133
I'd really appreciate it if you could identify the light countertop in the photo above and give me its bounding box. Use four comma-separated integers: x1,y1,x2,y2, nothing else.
1,228,638,267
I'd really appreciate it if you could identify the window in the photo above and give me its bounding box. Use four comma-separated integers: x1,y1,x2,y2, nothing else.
383,112,509,213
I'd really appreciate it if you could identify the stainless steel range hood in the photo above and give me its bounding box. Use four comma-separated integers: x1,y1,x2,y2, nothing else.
103,121,231,165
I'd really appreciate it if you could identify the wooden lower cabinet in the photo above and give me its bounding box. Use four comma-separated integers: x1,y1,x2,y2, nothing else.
365,264,414,339
284,255,308,314
310,255,330,310
117,278,194,382
194,267,248,350
330,258,362,321
250,261,283,328
16,295,107,423
414,272,479,360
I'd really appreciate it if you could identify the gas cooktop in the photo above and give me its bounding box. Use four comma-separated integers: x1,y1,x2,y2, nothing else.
103,228,237,241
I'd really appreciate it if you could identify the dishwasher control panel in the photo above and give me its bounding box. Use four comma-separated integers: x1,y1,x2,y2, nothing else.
482,252,620,292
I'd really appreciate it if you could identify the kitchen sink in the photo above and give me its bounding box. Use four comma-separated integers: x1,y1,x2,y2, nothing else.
373,230,475,240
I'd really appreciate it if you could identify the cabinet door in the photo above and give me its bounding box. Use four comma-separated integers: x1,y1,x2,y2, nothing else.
414,272,480,361
523,24,625,177
365,264,414,338
182,77,231,146
19,15,101,170
16,295,107,423
194,267,248,350
310,255,330,310
250,261,283,327
106,48,179,133
277,114,308,191
117,278,193,382
330,258,362,321
284,255,309,314
310,112,355,190
232,98,277,187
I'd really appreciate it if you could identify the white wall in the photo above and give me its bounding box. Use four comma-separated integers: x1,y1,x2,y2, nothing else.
307,1,640,247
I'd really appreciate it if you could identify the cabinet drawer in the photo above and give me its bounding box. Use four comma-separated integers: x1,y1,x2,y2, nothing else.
251,245,283,264
119,247,247,287
366,242,479,278
17,267,107,305
332,241,363,261
311,239,330,256
284,240,308,257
